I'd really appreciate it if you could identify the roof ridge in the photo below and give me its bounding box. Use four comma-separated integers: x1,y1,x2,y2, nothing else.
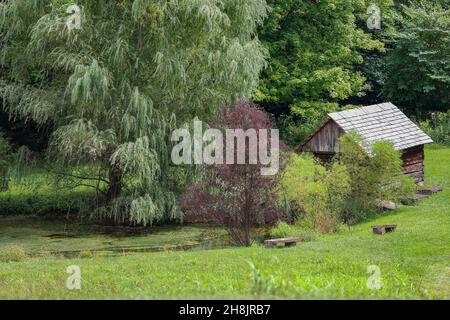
326,102,433,151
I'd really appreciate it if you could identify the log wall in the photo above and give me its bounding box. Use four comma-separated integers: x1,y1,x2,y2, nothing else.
401,145,425,183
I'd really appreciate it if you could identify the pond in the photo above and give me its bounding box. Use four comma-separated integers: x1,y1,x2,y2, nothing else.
0,216,231,258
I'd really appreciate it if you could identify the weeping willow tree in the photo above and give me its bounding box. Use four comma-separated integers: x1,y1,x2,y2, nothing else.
0,0,267,225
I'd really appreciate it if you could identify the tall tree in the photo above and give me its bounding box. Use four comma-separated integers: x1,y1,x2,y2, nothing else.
383,2,450,115
254,0,386,146
0,0,267,225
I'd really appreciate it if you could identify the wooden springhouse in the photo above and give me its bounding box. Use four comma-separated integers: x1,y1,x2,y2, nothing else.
296,103,433,183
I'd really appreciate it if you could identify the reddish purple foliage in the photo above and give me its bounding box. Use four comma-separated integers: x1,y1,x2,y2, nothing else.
182,101,285,246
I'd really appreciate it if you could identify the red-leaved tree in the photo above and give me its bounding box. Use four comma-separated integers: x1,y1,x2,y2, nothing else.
182,102,284,246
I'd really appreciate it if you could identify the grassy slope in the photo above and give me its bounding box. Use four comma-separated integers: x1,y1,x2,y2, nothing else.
0,146,448,299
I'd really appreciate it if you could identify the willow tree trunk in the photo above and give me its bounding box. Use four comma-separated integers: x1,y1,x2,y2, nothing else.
106,165,123,202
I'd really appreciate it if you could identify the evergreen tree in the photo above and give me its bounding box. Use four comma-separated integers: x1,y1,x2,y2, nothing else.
0,0,267,225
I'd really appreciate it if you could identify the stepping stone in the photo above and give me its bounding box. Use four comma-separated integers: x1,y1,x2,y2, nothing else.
372,224,397,235
417,186,443,195
415,194,430,201
377,200,397,211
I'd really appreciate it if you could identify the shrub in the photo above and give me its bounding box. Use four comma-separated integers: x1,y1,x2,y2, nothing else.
281,154,349,233
79,250,94,259
0,164,98,217
338,133,416,224
294,219,318,242
182,102,285,246
397,175,418,205
0,190,96,216
281,134,416,231
270,222,296,239
0,245,28,262
420,112,450,145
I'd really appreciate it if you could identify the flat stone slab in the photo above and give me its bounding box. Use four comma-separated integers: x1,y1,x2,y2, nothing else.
265,237,302,248
377,200,397,211
415,194,430,201
417,186,443,195
372,224,397,235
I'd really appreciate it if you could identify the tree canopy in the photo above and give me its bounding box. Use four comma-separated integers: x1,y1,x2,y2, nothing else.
0,0,267,225
254,0,389,145
384,2,450,115
253,0,449,146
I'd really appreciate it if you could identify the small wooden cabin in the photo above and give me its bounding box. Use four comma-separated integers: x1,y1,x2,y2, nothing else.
296,103,433,183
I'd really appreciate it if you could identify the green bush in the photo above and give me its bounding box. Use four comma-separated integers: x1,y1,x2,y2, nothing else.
281,134,416,231
269,220,318,242
79,250,94,259
270,222,296,239
420,112,450,145
294,220,318,242
281,154,349,233
0,190,96,216
0,245,28,262
0,163,99,216
338,133,416,224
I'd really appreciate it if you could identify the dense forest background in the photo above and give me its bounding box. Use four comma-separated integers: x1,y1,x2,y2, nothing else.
2,0,449,150
255,0,449,145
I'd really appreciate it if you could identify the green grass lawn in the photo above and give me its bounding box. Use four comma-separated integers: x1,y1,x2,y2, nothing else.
0,146,448,299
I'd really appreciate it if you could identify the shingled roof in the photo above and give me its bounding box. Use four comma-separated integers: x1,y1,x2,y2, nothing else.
328,102,433,151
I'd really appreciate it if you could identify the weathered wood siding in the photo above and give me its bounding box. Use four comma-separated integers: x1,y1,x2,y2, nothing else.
298,119,427,183
302,120,344,153
401,145,425,183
